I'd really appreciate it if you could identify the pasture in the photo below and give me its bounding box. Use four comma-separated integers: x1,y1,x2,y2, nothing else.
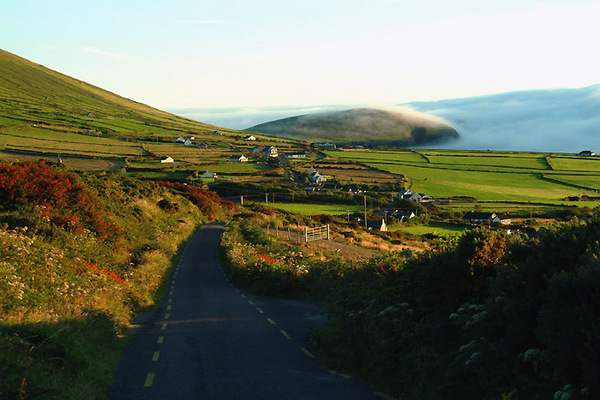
328,149,600,209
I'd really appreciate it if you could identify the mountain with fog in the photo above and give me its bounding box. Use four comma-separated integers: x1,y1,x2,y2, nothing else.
246,108,460,146
407,84,600,153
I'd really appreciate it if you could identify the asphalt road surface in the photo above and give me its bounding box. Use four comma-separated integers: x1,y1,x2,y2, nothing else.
109,223,384,400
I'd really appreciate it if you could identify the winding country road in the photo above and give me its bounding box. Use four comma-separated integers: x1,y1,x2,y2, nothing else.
109,223,383,400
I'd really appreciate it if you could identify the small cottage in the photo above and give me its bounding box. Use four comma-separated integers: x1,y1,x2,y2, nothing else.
160,156,174,163
228,155,248,162
463,211,501,224
367,219,388,232
200,170,217,179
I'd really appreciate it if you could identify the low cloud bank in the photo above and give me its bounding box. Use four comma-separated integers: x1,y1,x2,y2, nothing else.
406,85,600,153
168,84,600,154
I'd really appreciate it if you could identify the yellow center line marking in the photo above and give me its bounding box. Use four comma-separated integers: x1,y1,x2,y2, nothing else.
161,323,167,331
267,318,276,325
248,300,255,305
144,373,155,387
256,307,264,314
241,294,246,299
165,313,170,320
167,305,172,310
169,290,173,295
280,329,292,340
152,351,160,361
300,347,316,358
168,298,172,303
158,336,164,344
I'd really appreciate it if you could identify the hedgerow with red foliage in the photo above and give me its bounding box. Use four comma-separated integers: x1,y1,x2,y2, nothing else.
0,161,122,243
158,181,235,220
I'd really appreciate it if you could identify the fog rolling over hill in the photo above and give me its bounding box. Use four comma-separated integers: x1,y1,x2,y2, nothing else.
407,84,600,153
246,108,460,146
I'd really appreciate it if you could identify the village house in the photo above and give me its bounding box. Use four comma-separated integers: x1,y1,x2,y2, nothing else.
197,143,208,149
367,219,388,232
175,136,185,143
184,139,193,146
396,190,433,204
160,156,174,163
463,211,511,225
243,135,256,141
392,209,416,222
228,154,248,162
283,152,306,159
200,170,217,179
251,145,278,157
578,150,596,156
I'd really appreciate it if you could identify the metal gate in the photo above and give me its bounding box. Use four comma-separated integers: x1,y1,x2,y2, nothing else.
304,225,330,243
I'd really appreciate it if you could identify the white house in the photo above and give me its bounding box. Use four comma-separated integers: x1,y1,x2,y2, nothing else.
184,139,193,146
243,135,256,141
228,154,248,162
175,136,185,143
160,156,174,163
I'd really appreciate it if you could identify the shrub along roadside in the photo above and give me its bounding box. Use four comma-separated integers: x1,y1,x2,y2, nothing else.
221,211,600,399
0,161,232,399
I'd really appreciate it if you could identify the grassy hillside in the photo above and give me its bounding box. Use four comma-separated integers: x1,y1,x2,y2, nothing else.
0,49,306,175
247,108,460,146
0,49,216,132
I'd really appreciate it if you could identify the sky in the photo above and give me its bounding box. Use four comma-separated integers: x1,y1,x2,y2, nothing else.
2,0,600,110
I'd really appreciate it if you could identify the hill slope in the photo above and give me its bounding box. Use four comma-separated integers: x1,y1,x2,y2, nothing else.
0,49,224,137
247,108,460,146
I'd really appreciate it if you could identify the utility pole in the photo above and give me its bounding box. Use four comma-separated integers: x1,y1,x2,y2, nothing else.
265,193,269,205
240,195,244,206
364,195,368,229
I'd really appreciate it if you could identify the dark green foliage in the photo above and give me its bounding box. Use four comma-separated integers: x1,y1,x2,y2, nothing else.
223,212,600,399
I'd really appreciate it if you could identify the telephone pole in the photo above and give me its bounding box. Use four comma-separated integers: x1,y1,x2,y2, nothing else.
364,195,367,229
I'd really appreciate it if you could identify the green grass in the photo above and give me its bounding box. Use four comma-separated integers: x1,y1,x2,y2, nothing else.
389,221,467,236
270,202,364,216
330,149,600,205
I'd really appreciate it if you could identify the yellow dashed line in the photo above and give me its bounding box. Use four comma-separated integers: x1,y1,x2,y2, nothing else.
168,298,172,303
152,351,160,361
167,305,172,310
256,307,264,314
161,323,167,331
241,294,246,299
280,329,292,340
144,373,155,387
248,300,255,305
165,313,170,320
267,318,276,325
158,336,164,344
300,347,316,358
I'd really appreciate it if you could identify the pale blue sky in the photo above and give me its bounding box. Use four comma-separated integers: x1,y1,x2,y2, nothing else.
2,0,599,109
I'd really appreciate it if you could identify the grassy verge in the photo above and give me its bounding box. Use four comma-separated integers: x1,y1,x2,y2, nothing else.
0,161,233,399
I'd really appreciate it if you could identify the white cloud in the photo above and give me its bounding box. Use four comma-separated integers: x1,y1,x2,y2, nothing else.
81,47,129,61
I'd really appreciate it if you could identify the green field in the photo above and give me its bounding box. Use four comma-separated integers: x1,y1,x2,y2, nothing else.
389,221,467,236
330,149,600,207
268,202,364,216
